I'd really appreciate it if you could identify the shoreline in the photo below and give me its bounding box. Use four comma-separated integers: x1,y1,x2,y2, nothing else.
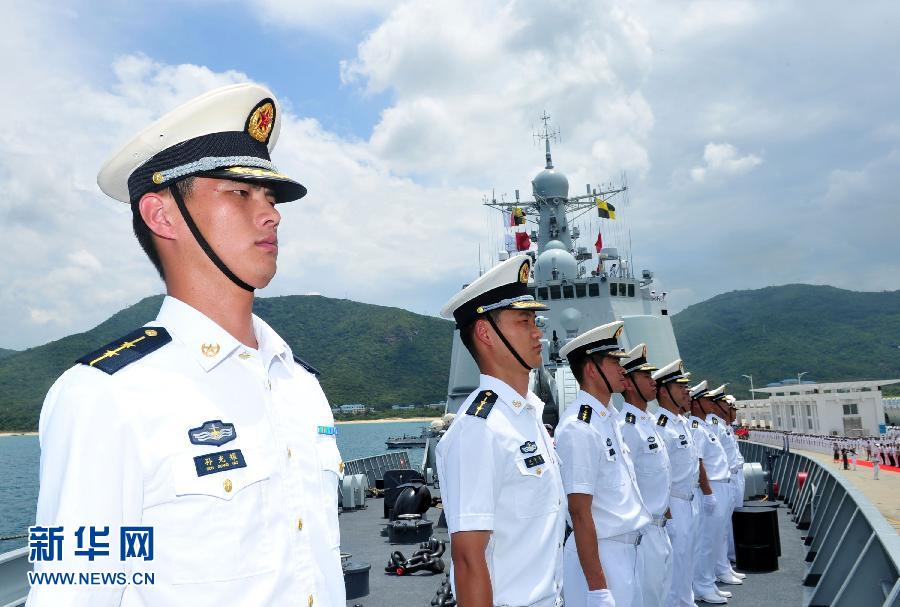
336,417,439,425
0,432,37,437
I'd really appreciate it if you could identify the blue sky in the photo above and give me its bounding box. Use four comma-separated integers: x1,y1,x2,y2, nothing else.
2,0,900,349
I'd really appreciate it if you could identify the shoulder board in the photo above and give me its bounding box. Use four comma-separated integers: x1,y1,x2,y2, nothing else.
657,414,668,427
466,390,497,419
292,354,321,377
577,404,593,424
76,327,171,375
625,412,636,424
691,420,699,428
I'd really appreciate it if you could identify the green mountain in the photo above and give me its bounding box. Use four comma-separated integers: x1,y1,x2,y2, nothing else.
0,348,17,360
0,295,454,431
3,284,898,431
672,284,900,398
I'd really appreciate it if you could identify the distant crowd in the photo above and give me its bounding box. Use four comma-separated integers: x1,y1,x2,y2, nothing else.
747,428,900,477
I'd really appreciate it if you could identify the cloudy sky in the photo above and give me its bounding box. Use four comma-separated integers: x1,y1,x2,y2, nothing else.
2,0,899,349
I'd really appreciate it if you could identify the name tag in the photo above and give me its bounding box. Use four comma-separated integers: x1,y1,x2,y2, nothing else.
524,454,545,468
193,449,247,477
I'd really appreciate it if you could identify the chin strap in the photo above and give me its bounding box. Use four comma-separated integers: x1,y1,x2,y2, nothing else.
629,374,649,405
484,313,532,372
170,185,255,292
590,356,613,394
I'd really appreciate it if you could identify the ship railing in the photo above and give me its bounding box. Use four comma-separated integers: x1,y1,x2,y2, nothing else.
740,440,900,607
343,450,412,488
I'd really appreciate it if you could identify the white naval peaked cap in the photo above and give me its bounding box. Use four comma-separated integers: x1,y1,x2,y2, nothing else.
440,255,548,327
724,394,737,407
652,358,690,384
97,83,306,204
706,384,728,400
622,343,657,374
689,380,709,399
558,321,627,361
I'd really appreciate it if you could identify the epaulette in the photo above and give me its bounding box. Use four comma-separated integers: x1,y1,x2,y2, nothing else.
577,404,593,424
625,412,636,424
691,420,699,428
292,354,321,377
76,327,171,375
657,414,668,427
466,390,497,419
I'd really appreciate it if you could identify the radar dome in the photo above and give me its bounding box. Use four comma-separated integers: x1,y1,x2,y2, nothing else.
532,168,569,199
535,241,578,282
560,307,582,334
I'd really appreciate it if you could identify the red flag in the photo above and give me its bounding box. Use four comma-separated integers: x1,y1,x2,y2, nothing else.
594,231,603,253
515,231,531,251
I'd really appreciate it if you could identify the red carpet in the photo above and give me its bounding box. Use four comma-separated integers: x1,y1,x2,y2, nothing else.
831,458,900,473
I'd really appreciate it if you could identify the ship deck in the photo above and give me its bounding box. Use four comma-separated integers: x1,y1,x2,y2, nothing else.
340,492,808,607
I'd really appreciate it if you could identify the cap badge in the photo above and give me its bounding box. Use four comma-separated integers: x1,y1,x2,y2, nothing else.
246,99,276,143
518,261,530,284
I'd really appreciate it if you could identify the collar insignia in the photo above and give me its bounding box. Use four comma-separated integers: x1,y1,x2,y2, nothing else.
657,414,668,427
691,420,699,428
201,343,221,358
189,420,237,447
625,412,636,424
520,441,538,454
606,438,613,447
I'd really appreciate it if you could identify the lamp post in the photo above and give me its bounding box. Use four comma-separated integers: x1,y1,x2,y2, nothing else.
797,371,809,387
742,374,754,399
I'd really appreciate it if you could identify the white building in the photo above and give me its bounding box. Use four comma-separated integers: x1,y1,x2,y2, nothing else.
734,379,900,437
339,404,367,414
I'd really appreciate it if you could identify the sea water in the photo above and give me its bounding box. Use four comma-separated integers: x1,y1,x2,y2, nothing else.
0,421,429,550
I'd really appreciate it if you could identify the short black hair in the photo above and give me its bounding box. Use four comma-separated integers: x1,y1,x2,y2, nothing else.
131,177,195,280
570,353,591,384
459,310,503,365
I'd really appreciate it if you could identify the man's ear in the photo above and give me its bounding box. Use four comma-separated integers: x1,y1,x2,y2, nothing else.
139,191,177,240
473,317,493,349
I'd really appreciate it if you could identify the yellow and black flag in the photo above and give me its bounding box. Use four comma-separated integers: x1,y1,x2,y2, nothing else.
596,198,616,220
512,207,526,226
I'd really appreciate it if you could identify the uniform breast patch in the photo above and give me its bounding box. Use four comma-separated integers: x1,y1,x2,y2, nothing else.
625,412,636,424
520,441,537,454
466,390,497,418
193,449,246,477
76,327,171,375
648,436,658,450
523,454,545,468
578,404,593,423
657,415,668,427
188,420,236,447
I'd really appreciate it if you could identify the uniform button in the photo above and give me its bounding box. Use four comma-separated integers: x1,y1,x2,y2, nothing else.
223,479,232,493
266,379,272,390
287,447,292,458
297,518,304,531
308,594,314,607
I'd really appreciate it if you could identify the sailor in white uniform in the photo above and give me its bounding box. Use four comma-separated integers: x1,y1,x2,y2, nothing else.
29,85,345,606
705,388,746,584
652,360,704,607
618,344,673,607
555,322,651,607
435,256,566,607
688,383,733,604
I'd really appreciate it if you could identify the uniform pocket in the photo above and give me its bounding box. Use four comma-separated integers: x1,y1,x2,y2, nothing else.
147,447,275,585
513,454,558,518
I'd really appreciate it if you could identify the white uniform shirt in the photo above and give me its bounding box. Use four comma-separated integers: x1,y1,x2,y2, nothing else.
29,296,344,607
707,414,739,471
689,416,730,482
436,375,565,607
556,391,650,538
656,410,700,498
618,403,671,517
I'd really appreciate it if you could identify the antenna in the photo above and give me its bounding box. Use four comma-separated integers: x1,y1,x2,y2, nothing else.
533,110,560,169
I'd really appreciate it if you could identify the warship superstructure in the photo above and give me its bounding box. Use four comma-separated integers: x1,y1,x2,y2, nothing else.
445,114,679,423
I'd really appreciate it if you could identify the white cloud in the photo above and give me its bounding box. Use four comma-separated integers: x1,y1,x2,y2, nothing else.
690,143,762,183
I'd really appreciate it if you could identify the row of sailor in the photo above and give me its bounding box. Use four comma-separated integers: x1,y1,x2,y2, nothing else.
436,255,748,607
